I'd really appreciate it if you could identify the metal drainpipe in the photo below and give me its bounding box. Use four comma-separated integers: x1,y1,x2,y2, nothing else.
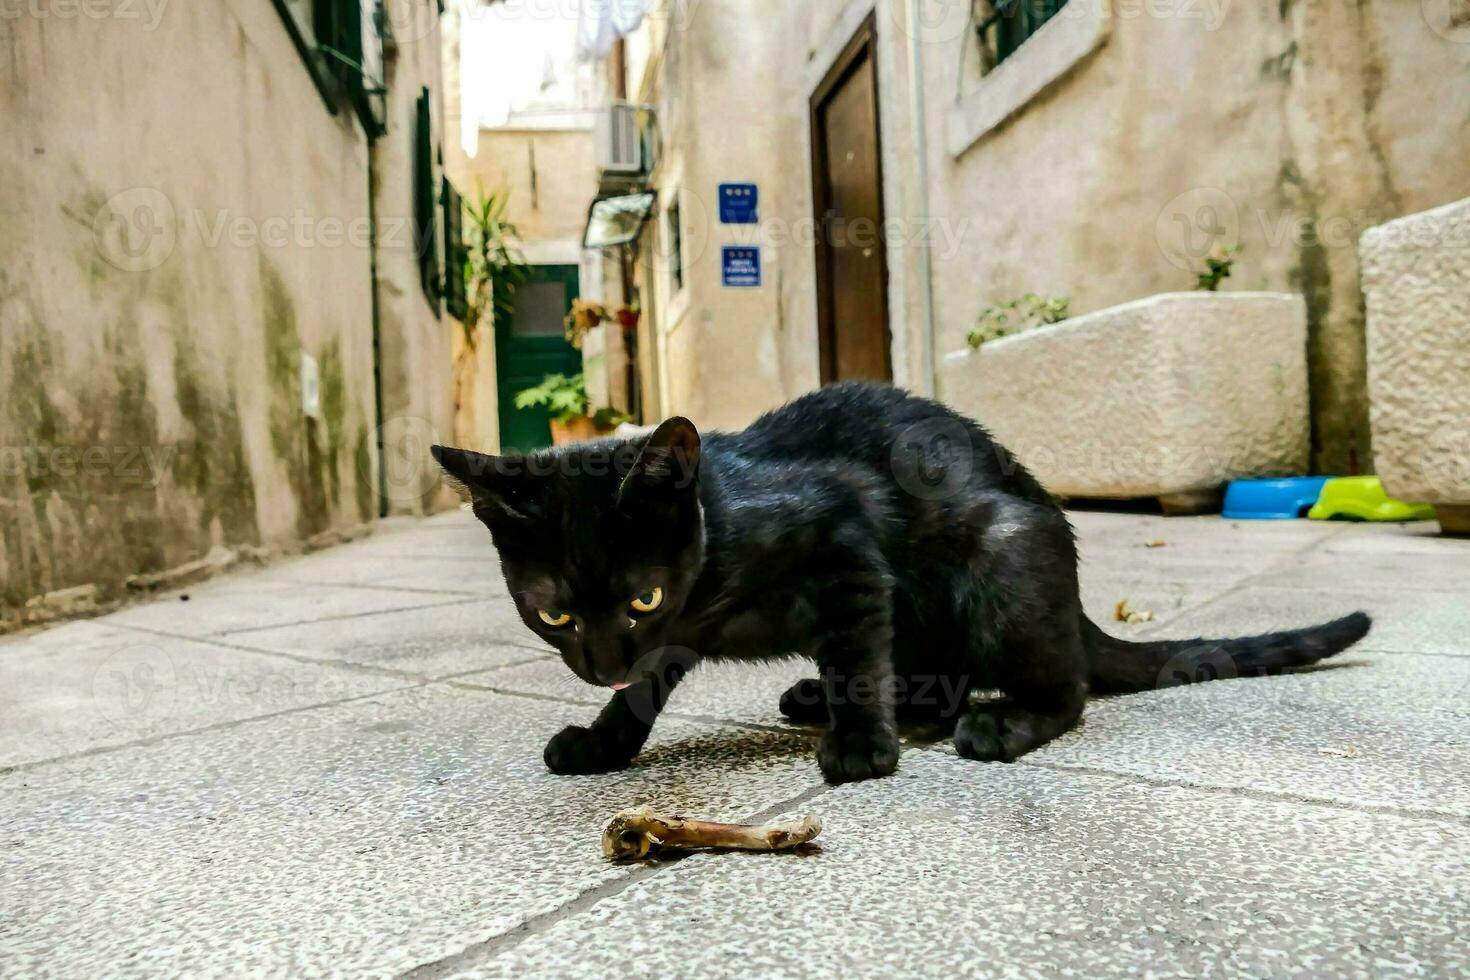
367,144,389,518
905,0,938,397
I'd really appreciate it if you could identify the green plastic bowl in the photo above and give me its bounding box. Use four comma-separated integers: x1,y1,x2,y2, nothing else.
1307,476,1438,523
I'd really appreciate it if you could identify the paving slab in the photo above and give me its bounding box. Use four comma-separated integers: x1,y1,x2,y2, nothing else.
0,684,826,977
1078,573,1228,632
1035,651,1470,817
0,624,403,768
249,549,503,597
1308,521,1468,553
1155,585,1470,657
358,556,507,596
472,751,1470,979
468,657,821,731
239,599,551,679
6,508,1469,978
1072,511,1342,632
1068,510,1345,550
342,514,499,561
98,577,472,639
1252,536,1470,594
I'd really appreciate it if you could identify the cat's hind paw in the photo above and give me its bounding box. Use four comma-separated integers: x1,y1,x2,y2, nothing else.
952,710,1007,762
816,726,899,784
778,678,828,723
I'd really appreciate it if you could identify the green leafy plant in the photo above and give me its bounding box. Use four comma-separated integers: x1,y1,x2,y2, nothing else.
968,293,1070,349
1195,245,1239,292
513,372,630,428
462,184,528,347
513,373,588,423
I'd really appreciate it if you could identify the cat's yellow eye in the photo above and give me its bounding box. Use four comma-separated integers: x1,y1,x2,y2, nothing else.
537,610,573,628
629,587,664,614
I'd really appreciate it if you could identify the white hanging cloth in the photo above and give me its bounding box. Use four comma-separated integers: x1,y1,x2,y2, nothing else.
577,0,653,58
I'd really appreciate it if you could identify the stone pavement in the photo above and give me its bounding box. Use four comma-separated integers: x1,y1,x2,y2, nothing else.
2,509,1468,977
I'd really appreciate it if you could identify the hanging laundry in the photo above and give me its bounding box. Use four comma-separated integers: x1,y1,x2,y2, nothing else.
577,0,653,58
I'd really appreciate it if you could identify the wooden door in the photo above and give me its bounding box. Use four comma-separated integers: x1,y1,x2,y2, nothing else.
495,264,583,452
811,14,892,384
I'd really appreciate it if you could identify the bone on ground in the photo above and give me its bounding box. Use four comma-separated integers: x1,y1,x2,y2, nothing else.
601,806,823,861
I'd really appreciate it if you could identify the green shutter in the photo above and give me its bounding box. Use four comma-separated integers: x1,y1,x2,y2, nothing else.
442,178,469,322
414,88,441,314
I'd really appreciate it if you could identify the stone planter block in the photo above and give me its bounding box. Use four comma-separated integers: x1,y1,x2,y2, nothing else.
938,292,1310,503
1360,196,1470,536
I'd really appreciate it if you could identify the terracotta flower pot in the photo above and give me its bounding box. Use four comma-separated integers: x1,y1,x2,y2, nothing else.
550,415,616,446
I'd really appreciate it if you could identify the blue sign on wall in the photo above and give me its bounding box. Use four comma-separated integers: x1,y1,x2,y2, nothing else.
721,246,762,288
718,183,759,224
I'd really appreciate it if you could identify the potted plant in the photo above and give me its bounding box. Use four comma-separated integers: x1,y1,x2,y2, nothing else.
462,185,528,345
563,299,607,350
563,300,641,349
613,303,641,332
968,293,1070,349
513,372,630,445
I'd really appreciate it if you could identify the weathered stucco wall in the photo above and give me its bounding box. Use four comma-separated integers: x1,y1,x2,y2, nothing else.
632,0,795,431
631,0,1470,467
371,0,456,515
464,128,597,260
0,0,452,626
920,0,1470,475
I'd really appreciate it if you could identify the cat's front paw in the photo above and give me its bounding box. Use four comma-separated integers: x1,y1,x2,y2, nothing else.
817,726,899,784
543,725,633,775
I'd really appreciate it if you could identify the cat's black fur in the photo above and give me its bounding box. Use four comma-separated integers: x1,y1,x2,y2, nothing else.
433,383,1371,784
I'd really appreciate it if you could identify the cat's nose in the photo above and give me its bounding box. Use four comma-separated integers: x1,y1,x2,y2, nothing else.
591,663,631,687
582,639,632,687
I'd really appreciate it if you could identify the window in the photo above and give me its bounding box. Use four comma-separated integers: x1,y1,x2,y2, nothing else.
325,0,389,136
978,0,1069,67
666,195,685,295
413,88,441,314
271,0,387,134
511,281,570,337
948,0,1103,157
271,0,335,107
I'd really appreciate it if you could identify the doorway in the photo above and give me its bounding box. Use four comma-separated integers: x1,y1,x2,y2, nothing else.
810,13,892,384
495,264,583,452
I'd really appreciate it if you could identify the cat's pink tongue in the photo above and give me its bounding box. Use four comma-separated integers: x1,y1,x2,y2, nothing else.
610,682,630,691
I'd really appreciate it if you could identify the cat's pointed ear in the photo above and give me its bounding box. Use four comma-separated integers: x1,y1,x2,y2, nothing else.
431,445,539,523
617,417,701,506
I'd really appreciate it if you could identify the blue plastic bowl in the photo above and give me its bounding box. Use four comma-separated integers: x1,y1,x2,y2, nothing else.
1222,477,1330,520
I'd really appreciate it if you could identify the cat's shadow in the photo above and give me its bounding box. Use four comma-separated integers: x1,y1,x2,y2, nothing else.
631,716,961,776
632,726,815,774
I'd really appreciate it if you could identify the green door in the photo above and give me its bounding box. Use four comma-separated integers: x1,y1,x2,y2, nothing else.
496,264,583,452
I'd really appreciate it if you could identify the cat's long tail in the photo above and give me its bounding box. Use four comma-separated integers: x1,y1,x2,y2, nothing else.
1081,611,1372,694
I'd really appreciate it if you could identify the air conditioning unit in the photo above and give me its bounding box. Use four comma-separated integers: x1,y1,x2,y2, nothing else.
595,102,644,176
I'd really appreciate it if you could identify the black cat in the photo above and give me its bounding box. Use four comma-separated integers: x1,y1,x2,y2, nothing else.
432,383,1370,784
